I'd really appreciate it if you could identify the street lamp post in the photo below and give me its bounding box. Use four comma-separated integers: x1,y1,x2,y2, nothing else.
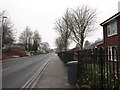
0,16,7,60
0,15,7,90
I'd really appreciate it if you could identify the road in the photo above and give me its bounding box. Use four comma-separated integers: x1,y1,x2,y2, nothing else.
2,53,54,88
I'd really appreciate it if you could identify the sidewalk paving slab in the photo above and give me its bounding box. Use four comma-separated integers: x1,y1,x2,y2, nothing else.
35,54,76,88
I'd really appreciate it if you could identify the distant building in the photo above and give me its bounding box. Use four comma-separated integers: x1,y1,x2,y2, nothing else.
84,40,103,49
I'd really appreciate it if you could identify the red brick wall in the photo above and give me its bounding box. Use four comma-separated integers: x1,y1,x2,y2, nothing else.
103,16,120,65
103,16,120,46
117,16,120,63
117,16,120,44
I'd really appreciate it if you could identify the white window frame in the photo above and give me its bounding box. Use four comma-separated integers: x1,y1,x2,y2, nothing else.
107,20,117,37
108,46,117,61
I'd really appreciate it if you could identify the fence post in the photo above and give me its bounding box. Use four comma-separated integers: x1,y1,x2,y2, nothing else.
99,47,104,89
116,46,119,89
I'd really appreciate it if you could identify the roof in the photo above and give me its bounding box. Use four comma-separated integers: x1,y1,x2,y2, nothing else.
100,12,120,26
71,47,80,51
84,40,103,49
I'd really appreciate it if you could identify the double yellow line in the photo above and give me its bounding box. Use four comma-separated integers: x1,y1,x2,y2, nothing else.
20,55,53,89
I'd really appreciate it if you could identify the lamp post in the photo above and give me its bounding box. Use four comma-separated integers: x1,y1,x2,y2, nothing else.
0,16,7,60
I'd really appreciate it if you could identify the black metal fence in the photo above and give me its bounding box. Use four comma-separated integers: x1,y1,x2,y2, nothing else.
77,48,120,89
57,51,75,64
57,47,120,89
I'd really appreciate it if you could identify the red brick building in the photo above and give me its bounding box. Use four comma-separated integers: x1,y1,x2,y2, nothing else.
100,12,120,63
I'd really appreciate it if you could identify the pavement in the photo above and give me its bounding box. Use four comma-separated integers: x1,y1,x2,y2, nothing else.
35,54,76,88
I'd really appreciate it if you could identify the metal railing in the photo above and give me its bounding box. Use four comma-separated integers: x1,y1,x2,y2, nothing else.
77,47,120,89
57,51,75,64
57,47,120,89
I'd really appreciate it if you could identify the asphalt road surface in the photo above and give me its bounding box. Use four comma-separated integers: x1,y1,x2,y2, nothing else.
2,53,54,88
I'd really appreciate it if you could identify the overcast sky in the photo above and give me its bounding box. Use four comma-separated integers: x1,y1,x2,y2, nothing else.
0,0,120,49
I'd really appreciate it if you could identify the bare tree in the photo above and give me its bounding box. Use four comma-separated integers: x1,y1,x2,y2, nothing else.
54,10,72,50
41,42,50,53
55,36,64,52
32,30,41,52
33,30,41,44
0,11,15,48
54,6,96,50
70,5,97,49
19,26,32,51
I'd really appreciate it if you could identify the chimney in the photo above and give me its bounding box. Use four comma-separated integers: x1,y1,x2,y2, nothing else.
118,1,120,12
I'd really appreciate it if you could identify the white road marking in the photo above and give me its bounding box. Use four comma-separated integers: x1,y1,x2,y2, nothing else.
21,54,54,89
2,64,19,71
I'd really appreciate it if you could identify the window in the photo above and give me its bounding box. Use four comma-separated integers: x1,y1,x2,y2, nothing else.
108,46,117,61
107,21,117,37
